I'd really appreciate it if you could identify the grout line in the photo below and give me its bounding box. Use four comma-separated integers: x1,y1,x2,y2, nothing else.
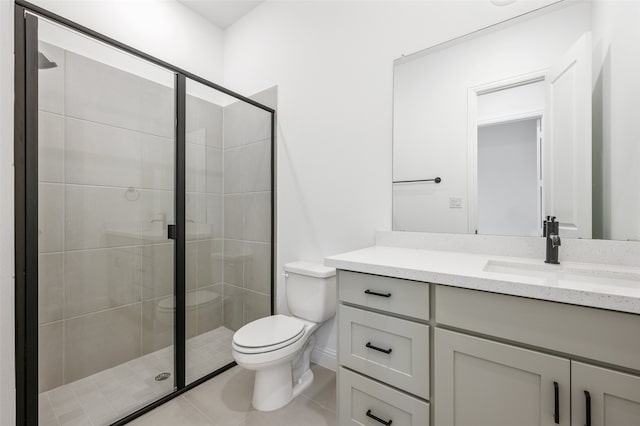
223,137,271,152
62,300,143,322
222,190,272,196
181,394,216,424
61,102,67,388
64,113,175,141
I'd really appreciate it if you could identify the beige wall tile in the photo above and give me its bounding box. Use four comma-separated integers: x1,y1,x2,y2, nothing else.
142,298,174,355
222,240,243,286
186,94,223,149
197,239,222,288
65,185,142,250
142,134,174,191
244,141,271,193
38,111,64,183
223,100,249,149
223,195,244,240
141,243,174,301
186,241,197,291
196,284,223,335
65,117,142,188
206,195,223,239
244,242,271,295
39,183,64,253
186,142,206,193
39,322,63,392
244,192,271,242
65,51,173,138
223,147,246,194
206,147,223,194
64,247,142,318
222,284,243,332
243,290,270,325
64,304,142,383
39,253,64,324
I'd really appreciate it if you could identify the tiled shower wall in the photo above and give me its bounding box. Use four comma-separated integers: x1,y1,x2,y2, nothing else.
221,89,275,332
37,41,274,392
38,41,179,392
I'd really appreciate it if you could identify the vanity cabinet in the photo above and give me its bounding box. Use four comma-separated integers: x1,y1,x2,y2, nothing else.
571,362,640,426
337,271,430,426
334,268,640,426
434,328,570,426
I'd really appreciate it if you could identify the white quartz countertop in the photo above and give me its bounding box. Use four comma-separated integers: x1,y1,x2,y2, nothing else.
325,245,640,314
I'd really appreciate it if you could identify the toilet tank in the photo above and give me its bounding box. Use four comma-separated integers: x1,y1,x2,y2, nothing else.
284,261,336,323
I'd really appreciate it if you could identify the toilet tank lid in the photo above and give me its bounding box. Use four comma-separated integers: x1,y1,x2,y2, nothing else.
284,261,336,278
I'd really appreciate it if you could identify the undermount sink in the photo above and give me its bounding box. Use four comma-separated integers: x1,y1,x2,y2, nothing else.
483,260,640,290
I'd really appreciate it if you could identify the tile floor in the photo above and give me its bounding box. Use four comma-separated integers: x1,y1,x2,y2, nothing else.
40,327,236,426
132,364,337,426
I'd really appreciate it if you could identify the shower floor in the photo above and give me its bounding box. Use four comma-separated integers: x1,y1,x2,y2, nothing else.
39,326,235,426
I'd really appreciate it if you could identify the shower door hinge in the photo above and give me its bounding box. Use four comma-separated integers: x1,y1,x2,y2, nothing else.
168,224,176,240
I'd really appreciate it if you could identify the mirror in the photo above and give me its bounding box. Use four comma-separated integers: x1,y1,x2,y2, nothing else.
392,0,640,241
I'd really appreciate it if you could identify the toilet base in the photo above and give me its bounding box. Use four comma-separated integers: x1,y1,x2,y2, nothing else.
252,364,315,412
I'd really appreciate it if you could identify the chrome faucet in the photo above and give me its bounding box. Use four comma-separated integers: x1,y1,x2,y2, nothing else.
543,216,561,264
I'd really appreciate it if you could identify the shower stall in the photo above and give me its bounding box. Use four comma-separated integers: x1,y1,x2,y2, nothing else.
14,3,275,425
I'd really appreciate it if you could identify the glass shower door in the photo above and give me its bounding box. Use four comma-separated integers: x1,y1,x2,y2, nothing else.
36,17,176,425
184,78,274,384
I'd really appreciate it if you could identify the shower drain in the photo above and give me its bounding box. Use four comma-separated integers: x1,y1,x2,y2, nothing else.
155,372,171,382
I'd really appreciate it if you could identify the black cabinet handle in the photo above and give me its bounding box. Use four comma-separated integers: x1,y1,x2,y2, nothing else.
366,409,392,426
364,289,391,298
554,381,560,424
168,224,176,240
366,342,392,354
584,390,591,426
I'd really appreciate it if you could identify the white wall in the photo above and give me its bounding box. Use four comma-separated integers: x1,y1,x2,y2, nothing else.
0,1,225,422
222,0,562,368
30,0,225,83
393,1,591,235
591,0,640,241
0,1,16,423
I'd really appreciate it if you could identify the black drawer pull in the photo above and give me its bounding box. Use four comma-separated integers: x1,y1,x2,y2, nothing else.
554,381,560,424
366,409,392,426
366,342,392,354
584,390,591,426
364,289,391,298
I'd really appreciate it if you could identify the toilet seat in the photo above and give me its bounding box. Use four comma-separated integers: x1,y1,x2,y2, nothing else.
233,315,306,354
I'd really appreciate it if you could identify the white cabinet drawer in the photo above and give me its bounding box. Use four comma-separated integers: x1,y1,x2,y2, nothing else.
339,304,430,399
339,367,429,426
338,271,429,321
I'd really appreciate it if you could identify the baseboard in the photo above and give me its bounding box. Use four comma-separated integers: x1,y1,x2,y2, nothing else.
311,346,336,371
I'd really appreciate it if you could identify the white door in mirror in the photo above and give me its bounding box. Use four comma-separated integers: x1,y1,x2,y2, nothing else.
546,32,592,239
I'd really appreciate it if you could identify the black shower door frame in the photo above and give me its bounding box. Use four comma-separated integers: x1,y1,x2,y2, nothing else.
14,2,276,425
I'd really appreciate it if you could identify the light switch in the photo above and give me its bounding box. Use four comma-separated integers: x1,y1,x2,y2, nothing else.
449,197,462,208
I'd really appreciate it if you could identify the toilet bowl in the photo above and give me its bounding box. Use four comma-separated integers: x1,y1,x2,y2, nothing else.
231,261,336,411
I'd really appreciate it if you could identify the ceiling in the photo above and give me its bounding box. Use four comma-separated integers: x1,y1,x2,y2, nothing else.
178,0,264,29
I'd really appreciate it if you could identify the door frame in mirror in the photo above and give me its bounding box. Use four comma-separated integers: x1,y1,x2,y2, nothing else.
466,69,548,235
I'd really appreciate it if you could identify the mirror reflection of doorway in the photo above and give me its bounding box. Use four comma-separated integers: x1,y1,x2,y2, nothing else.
477,118,541,236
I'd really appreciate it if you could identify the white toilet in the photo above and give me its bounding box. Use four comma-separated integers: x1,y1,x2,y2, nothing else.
231,261,336,411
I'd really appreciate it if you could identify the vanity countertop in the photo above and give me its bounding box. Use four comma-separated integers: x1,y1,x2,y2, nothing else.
325,245,640,314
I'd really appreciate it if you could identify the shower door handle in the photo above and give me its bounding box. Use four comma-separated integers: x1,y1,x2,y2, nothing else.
168,224,176,240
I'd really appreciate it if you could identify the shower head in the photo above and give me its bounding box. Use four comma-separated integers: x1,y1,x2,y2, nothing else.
38,52,58,70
